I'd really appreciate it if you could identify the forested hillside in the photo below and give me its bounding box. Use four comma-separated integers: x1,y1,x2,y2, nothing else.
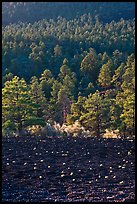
2,16,135,80
2,2,135,25
2,2,135,138
2,3,135,202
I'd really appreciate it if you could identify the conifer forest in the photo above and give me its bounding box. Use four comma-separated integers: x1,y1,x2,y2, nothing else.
2,2,135,202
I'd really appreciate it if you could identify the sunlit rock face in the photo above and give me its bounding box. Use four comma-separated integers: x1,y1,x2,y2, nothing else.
2,137,135,202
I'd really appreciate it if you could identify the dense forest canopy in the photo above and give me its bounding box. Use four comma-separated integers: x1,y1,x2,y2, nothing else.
2,2,135,25
2,2,135,138
2,15,135,80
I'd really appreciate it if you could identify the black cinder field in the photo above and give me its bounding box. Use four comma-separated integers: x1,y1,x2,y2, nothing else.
2,136,135,202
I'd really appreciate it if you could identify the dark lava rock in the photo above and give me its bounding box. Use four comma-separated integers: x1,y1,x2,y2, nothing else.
2,136,135,202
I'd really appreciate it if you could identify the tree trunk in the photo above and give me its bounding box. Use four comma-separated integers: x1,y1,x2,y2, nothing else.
17,117,23,136
97,123,100,137
63,104,67,124
96,105,100,137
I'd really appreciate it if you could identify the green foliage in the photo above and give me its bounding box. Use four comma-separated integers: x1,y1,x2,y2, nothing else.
2,72,14,87
112,63,125,89
2,120,16,131
2,5,135,138
2,76,46,134
39,69,54,99
98,60,114,88
2,15,135,85
2,76,32,132
80,91,110,137
67,96,86,125
80,50,98,84
109,99,122,131
29,76,47,119
23,117,46,127
2,2,134,25
120,94,135,131
119,55,135,134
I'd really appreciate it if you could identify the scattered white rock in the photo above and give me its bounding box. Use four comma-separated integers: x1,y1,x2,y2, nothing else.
72,178,75,181
40,159,44,162
100,164,103,167
128,151,131,155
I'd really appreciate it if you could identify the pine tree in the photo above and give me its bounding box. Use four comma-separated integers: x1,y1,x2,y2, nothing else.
39,69,54,99
112,62,125,90
50,59,77,124
58,87,72,124
102,52,110,63
2,76,47,135
58,58,72,81
2,72,14,87
49,80,62,124
2,76,35,134
109,99,122,131
29,76,47,123
115,54,135,137
67,95,86,125
120,55,135,136
54,44,62,57
80,90,110,137
98,59,114,89
80,50,98,85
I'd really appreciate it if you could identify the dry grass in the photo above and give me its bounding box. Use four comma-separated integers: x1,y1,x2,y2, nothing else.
102,129,120,139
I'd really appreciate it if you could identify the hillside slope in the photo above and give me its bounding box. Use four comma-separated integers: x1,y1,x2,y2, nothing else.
2,2,135,25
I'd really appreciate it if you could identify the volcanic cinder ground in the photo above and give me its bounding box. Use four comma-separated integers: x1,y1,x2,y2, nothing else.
2,136,135,202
